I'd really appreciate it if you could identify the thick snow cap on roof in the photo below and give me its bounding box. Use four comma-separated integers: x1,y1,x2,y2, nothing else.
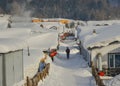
0,38,25,53
79,24,120,49
0,28,31,53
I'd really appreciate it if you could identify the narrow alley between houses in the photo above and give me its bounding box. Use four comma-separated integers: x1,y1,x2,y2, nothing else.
38,37,95,86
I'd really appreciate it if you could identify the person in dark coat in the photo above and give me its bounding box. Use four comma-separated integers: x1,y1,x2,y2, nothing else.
66,47,70,59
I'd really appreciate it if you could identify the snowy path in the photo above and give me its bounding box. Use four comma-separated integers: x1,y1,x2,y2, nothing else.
38,39,95,86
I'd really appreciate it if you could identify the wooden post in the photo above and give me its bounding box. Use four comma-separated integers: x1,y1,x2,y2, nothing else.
26,76,32,86
26,76,29,86
27,46,30,56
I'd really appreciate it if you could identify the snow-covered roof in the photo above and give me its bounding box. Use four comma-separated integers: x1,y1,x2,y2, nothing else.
0,28,31,53
87,20,120,26
0,38,25,53
79,24,120,49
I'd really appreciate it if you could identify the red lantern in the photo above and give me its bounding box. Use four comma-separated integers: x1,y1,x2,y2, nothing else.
98,71,105,76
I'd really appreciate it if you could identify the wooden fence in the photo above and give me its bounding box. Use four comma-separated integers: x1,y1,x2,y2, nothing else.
24,63,50,86
91,63,105,86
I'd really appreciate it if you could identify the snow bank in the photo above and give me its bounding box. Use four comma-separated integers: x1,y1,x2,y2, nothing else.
11,16,32,22
0,20,9,29
11,22,34,28
107,74,120,86
27,32,58,49
24,32,58,78
0,28,31,39
0,14,11,29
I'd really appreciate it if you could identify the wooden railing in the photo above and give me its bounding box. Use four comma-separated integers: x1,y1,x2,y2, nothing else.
24,63,50,86
91,63,105,86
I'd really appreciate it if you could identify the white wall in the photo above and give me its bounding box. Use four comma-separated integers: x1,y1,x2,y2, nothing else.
0,54,3,86
80,45,90,65
13,50,23,83
5,52,14,86
5,50,23,86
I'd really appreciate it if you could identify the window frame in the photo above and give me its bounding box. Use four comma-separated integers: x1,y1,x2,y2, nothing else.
108,53,120,68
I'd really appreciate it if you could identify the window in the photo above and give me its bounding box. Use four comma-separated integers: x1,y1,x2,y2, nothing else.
108,53,120,68
115,54,120,67
109,54,114,67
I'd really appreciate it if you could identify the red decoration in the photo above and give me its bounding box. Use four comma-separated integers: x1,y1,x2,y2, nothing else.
98,71,105,76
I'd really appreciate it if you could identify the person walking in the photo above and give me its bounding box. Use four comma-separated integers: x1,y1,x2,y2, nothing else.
49,49,57,62
66,47,70,59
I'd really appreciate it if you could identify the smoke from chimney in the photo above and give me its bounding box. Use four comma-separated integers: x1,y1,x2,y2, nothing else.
9,0,32,17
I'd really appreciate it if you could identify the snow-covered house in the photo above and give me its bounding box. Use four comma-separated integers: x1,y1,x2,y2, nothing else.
0,28,31,86
0,38,24,86
78,24,120,77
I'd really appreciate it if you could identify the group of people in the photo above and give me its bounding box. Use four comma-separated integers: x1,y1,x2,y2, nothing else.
49,47,70,61
38,47,70,72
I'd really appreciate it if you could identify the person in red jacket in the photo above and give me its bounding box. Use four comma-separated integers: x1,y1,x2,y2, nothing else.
49,49,57,62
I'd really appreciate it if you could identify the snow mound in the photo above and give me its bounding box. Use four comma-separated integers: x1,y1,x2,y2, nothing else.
107,74,120,86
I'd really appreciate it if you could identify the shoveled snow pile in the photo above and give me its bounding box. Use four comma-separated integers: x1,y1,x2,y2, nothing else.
107,74,120,86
